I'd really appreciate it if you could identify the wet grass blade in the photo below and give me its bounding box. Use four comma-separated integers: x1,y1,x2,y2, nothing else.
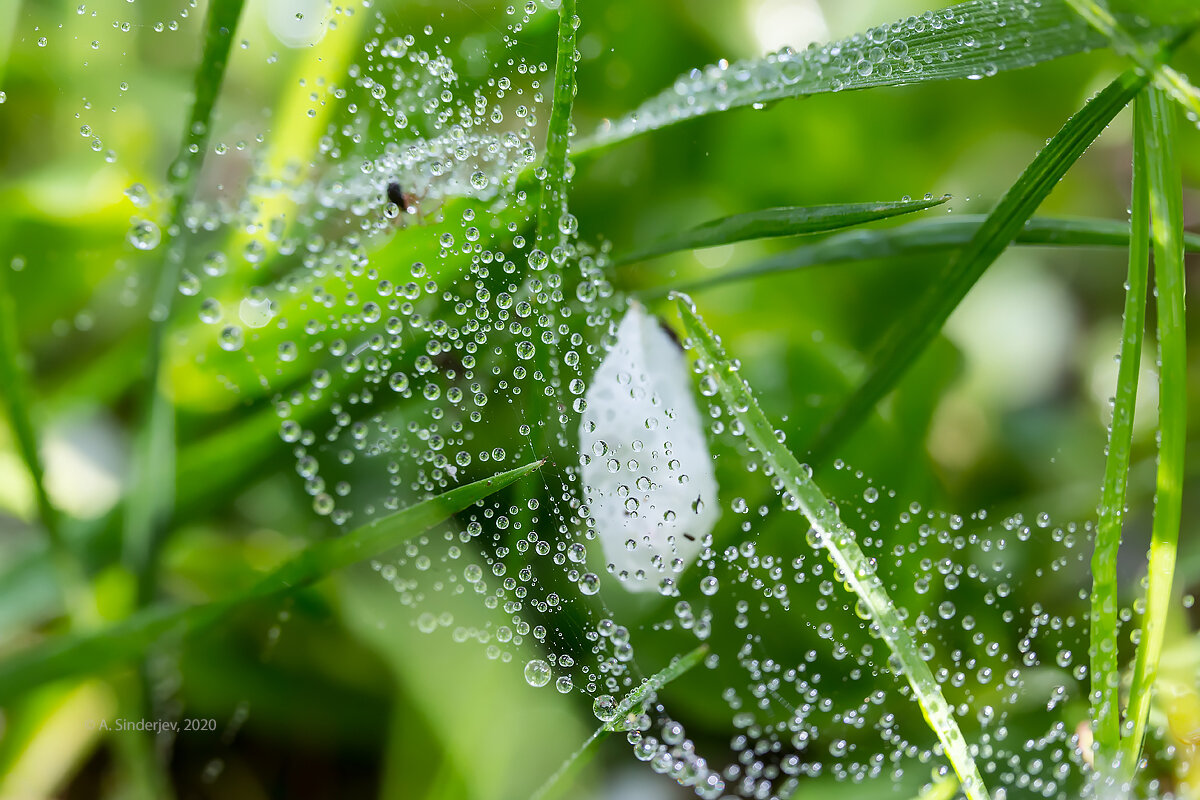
580,0,1174,153
532,644,708,800
1123,85,1187,774
1089,93,1150,768
0,461,544,702
615,196,948,265
674,294,989,800
536,0,578,250
805,66,1153,463
629,214,1200,298
124,0,244,592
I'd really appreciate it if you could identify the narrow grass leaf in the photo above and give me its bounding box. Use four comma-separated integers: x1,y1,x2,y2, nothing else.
805,66,1153,463
124,0,244,588
1066,0,1200,120
616,196,947,265
1089,93,1150,767
1123,85,1187,774
0,268,61,549
0,461,543,702
674,294,989,800
581,0,1171,153
536,0,578,250
630,215,1200,298
532,644,709,800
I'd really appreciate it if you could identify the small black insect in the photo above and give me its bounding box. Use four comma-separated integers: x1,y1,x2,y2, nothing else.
386,180,418,214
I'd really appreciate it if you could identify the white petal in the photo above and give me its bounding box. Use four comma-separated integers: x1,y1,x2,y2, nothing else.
578,301,720,593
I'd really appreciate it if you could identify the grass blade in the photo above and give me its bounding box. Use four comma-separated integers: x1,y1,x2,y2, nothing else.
532,644,708,800
616,196,948,265
536,0,578,250
124,0,244,593
1123,85,1187,774
1066,0,1200,119
1089,93,1151,768
0,268,61,550
805,65,1154,462
581,0,1172,153
673,295,989,800
629,214,1200,297
0,268,88,618
0,460,544,702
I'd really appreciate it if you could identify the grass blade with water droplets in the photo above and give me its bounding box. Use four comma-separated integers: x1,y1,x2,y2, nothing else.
1123,85,1187,775
1089,93,1150,769
0,460,544,702
580,0,1175,154
532,644,708,800
536,0,578,250
673,294,990,800
805,65,1155,462
616,196,948,265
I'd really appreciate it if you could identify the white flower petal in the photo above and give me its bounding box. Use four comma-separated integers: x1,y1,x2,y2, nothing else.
578,301,720,594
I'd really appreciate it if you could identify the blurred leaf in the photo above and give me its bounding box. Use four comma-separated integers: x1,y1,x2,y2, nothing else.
616,196,947,265
0,460,544,702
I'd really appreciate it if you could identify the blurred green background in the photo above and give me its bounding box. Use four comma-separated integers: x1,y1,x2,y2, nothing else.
0,0,1198,798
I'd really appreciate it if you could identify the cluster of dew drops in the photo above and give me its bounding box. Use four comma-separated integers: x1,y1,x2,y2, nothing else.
91,1,1200,797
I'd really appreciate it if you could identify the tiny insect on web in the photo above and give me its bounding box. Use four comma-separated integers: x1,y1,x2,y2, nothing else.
386,179,423,221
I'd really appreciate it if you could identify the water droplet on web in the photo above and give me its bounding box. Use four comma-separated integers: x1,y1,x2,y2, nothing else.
126,220,160,250
524,659,551,688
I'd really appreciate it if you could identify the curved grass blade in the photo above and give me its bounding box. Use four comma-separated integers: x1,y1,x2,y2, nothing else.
124,0,245,594
532,644,708,800
673,294,989,800
580,0,1171,153
1123,85,1187,774
616,196,948,265
805,64,1156,463
1066,0,1200,120
0,461,544,702
1089,94,1151,769
536,0,578,250
630,214,1200,298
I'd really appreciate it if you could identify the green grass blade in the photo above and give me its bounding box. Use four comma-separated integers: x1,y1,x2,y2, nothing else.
0,460,544,702
581,0,1172,153
0,268,61,550
1089,94,1151,768
616,196,948,265
805,66,1152,463
124,0,244,590
536,0,578,250
531,644,709,800
673,295,989,800
1123,85,1187,775
1066,0,1200,119
629,214,1200,298
0,268,89,619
